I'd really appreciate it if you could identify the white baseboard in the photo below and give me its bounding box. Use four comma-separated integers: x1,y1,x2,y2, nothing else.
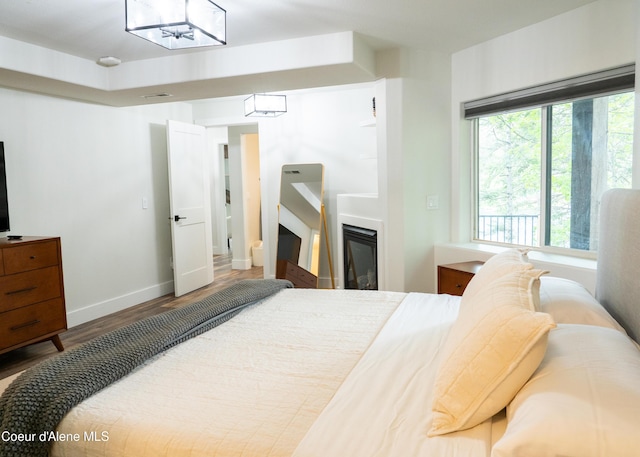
318,276,339,289
66,280,175,328
232,257,252,270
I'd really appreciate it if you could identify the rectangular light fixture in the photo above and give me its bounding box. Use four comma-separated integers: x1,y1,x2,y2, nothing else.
125,0,226,50
244,94,287,117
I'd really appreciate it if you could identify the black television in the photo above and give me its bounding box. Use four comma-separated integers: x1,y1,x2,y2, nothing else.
0,142,9,233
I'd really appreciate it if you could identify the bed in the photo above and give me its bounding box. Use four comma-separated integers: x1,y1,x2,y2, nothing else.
2,188,640,457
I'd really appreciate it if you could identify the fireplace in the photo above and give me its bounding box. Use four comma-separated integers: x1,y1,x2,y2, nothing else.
343,224,378,290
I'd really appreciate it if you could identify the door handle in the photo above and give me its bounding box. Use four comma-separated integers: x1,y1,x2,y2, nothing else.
174,215,187,222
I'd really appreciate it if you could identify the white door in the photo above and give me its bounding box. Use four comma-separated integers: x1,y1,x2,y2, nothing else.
167,120,214,297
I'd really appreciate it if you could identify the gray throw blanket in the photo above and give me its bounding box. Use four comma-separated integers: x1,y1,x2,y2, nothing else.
0,278,292,457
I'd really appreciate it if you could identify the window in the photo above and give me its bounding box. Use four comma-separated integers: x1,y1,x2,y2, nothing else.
477,108,542,246
469,66,635,253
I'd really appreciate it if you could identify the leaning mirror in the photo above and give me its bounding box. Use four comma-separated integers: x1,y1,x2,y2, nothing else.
275,163,324,288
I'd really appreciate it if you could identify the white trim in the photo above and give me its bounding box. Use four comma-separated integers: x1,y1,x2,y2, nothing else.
232,257,253,270
66,280,175,328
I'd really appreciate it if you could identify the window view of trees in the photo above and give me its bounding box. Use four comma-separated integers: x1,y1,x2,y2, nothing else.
478,109,541,246
476,91,634,252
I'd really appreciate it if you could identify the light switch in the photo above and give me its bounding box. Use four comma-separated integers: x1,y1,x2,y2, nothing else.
427,195,439,210
142,197,149,209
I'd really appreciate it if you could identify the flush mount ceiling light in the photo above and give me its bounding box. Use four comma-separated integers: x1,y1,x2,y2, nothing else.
96,56,122,67
125,0,226,50
244,94,287,117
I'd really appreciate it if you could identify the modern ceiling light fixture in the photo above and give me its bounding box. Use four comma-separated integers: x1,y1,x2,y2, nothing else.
244,94,287,117
96,56,122,67
125,0,226,50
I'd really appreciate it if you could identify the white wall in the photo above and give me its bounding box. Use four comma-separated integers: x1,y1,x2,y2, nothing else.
194,50,453,294
242,133,261,265
194,84,378,284
445,0,637,293
227,125,259,269
0,88,194,325
376,49,452,293
207,127,229,255
260,85,378,283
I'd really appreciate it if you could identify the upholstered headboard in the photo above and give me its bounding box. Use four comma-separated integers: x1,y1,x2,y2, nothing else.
596,188,640,343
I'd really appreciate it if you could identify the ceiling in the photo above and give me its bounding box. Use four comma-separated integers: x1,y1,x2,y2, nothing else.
0,0,597,106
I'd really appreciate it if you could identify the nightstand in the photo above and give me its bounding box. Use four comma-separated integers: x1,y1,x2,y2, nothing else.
437,261,484,296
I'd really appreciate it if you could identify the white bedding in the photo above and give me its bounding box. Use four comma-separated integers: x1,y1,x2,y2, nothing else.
292,292,495,457
2,288,501,457
52,289,405,457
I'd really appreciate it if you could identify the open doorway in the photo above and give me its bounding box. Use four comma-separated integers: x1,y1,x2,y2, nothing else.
224,144,232,251
208,125,261,271
240,133,262,269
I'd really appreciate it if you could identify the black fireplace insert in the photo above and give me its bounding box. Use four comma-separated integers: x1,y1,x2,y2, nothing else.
343,224,378,290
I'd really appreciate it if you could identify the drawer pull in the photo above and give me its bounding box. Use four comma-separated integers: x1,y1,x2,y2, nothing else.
10,319,41,331
5,286,37,295
30,255,36,259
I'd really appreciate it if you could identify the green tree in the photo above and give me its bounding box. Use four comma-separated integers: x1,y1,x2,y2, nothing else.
478,109,541,244
476,91,634,249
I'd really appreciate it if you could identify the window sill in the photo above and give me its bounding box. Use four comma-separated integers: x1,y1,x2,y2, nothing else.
434,242,597,294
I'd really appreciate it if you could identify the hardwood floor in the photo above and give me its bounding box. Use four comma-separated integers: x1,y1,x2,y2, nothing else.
0,254,263,380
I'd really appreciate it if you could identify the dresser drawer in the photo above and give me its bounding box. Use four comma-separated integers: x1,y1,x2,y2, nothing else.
296,267,318,288
3,239,59,275
0,298,66,350
285,261,299,277
0,265,62,313
276,259,318,288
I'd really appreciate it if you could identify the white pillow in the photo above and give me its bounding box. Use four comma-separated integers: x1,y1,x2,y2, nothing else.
539,276,626,332
462,249,532,301
492,324,640,457
429,268,555,436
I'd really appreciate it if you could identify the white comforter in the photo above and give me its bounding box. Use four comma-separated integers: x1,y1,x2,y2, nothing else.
292,292,494,457
52,289,404,457
1,288,500,456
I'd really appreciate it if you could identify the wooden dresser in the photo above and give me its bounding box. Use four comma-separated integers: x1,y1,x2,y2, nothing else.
437,261,484,296
0,236,67,354
276,259,318,289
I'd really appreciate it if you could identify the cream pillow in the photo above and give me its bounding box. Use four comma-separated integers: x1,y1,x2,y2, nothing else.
428,268,555,436
492,324,640,457
462,249,533,301
539,276,626,332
